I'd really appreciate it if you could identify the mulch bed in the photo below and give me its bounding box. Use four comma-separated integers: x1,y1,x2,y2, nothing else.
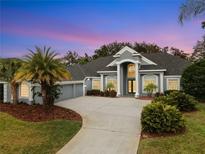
141,128,186,139
138,96,154,100
0,103,82,122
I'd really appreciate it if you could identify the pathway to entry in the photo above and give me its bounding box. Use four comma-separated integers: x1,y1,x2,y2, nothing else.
56,96,150,154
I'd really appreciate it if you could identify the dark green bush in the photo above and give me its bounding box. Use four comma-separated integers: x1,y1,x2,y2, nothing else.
168,91,197,112
181,59,205,100
104,90,110,97
154,92,164,97
109,90,117,97
86,90,101,96
100,91,104,96
152,96,169,103
152,91,197,112
141,102,185,133
164,90,179,96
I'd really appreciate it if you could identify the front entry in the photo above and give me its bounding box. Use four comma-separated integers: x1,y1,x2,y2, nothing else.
0,84,3,102
128,79,136,94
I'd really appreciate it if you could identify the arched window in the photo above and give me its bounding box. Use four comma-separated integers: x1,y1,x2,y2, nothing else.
142,75,158,93
127,64,135,78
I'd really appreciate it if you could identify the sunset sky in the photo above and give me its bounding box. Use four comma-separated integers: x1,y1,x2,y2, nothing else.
0,0,204,58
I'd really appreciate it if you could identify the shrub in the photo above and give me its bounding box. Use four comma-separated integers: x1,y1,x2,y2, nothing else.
144,83,157,96
164,90,178,96
104,90,110,97
109,90,117,97
152,91,197,112
152,96,169,104
100,91,104,96
168,91,197,112
181,59,205,100
106,83,114,91
155,92,164,97
141,102,185,133
86,89,101,96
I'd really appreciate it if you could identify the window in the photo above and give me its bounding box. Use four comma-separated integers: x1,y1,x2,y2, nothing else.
92,79,101,90
20,82,29,97
127,64,135,78
106,77,117,91
143,75,158,93
167,78,180,90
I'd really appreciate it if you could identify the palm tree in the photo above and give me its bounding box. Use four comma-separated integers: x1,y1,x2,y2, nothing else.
0,58,22,104
179,0,205,28
15,46,71,106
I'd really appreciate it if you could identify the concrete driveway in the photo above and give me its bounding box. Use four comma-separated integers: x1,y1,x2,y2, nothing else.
56,96,150,154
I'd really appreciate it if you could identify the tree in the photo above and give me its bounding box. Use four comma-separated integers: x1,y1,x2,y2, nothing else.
0,58,22,104
144,83,157,97
191,35,205,61
63,50,79,66
78,53,91,64
169,47,189,59
92,42,162,60
181,58,205,100
16,46,71,106
179,0,205,28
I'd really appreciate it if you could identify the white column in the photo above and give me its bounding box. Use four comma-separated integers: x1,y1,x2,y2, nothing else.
3,83,8,102
28,82,33,102
160,72,164,93
135,63,139,98
117,63,121,96
100,74,104,91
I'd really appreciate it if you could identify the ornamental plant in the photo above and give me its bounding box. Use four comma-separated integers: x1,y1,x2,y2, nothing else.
141,102,185,133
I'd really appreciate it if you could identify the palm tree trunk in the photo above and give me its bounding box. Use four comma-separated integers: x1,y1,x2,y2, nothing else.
11,82,18,104
41,82,49,107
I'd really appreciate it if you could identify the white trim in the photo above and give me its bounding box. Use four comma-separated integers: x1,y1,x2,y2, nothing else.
97,71,117,73
3,83,8,102
166,78,180,90
141,56,157,65
142,74,159,93
113,46,138,57
116,59,140,65
135,63,139,97
107,60,117,67
57,80,84,85
117,64,121,96
164,75,181,78
160,72,164,93
100,74,104,91
139,69,166,72
0,81,7,84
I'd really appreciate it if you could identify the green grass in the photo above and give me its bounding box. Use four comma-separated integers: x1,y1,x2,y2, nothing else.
0,112,82,154
138,103,205,154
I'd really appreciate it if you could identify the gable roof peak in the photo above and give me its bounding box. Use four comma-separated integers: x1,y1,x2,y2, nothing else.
113,46,140,57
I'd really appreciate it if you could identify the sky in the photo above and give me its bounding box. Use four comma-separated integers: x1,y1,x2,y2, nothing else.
0,0,204,58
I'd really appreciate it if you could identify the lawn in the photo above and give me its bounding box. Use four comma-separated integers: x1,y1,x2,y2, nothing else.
138,103,205,154
0,112,81,154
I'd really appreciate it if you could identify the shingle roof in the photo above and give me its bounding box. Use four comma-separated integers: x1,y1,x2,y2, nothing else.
67,53,191,80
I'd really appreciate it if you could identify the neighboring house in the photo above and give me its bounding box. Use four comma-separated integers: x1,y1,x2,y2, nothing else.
0,46,190,104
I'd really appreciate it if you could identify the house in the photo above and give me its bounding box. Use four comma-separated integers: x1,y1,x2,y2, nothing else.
0,46,190,104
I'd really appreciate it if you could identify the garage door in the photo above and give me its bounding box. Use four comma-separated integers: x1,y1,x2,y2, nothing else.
0,84,3,102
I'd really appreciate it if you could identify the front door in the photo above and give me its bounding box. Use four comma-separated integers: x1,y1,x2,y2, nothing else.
0,84,3,102
128,79,136,94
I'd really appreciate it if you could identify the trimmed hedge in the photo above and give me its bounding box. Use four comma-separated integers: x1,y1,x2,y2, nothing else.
86,89,117,97
141,102,185,133
152,91,197,112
